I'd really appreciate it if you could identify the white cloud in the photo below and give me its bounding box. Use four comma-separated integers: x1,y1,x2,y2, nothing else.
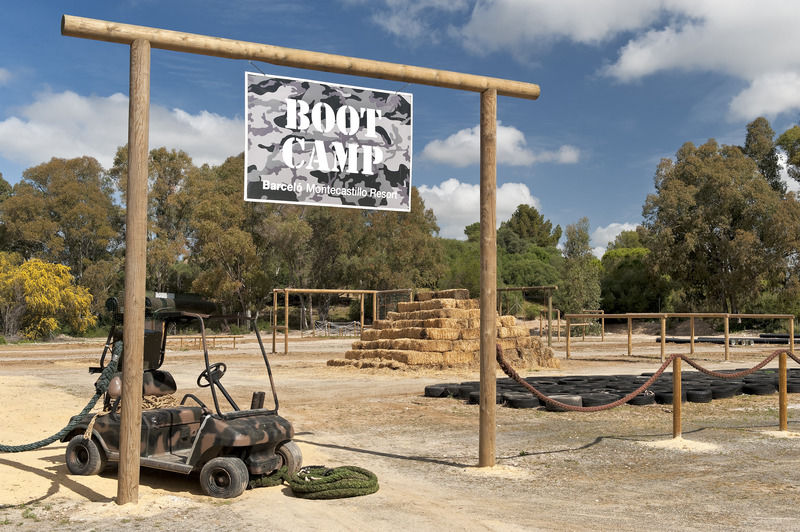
359,0,470,42
0,68,11,87
460,0,663,51
0,90,242,170
590,222,637,258
417,177,540,239
420,122,579,167
451,1,800,120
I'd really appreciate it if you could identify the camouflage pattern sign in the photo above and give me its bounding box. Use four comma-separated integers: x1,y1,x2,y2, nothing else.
245,72,412,211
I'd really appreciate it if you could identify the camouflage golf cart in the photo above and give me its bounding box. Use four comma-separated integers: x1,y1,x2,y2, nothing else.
61,293,301,498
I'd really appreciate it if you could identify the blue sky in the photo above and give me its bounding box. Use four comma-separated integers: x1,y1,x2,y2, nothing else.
1,1,799,255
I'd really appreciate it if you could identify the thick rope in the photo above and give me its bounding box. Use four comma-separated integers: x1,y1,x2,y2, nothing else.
0,341,121,453
250,465,379,499
496,345,797,413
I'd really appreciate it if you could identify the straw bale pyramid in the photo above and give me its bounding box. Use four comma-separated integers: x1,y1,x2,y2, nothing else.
328,289,559,370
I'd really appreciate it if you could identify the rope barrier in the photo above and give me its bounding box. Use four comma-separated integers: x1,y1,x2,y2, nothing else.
250,465,379,499
0,341,121,453
496,345,796,414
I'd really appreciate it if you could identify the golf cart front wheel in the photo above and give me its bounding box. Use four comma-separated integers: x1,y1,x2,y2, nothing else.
200,457,249,498
65,435,106,476
276,441,303,475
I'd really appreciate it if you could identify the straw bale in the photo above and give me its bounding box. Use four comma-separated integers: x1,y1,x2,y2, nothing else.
372,319,393,330
440,351,474,366
387,308,481,321
387,338,453,352
497,337,531,350
418,298,458,310
396,301,421,312
379,327,426,339
422,328,461,340
415,291,434,302
451,339,480,352
360,329,382,341
435,289,470,300
498,316,516,327
497,326,530,338
460,328,480,340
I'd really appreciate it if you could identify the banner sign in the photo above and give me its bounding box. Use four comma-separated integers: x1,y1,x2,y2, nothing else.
245,73,412,211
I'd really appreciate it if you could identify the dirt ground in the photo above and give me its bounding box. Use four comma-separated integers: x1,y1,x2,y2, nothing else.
1,327,799,531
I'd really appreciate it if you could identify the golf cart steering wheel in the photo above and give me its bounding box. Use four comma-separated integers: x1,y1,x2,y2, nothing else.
197,362,227,388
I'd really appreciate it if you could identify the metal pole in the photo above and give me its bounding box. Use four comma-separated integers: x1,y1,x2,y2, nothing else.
673,356,682,438
779,350,788,431
118,38,150,506
478,88,497,468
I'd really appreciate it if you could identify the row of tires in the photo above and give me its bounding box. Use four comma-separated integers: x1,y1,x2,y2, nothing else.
423,368,800,410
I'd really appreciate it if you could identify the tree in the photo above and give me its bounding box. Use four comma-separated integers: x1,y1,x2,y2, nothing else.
0,255,95,338
438,239,480,297
642,139,800,313
742,117,784,194
777,125,800,182
557,217,601,313
187,155,269,314
606,229,643,251
601,247,670,313
500,204,561,248
2,157,121,282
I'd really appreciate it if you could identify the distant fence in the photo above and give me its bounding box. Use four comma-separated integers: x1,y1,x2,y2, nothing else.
563,312,795,361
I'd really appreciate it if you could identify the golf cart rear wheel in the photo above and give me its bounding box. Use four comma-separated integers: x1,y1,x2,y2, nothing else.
276,441,303,475
66,435,106,476
200,457,249,499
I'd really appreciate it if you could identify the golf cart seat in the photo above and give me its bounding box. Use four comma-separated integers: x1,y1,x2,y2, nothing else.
106,369,178,399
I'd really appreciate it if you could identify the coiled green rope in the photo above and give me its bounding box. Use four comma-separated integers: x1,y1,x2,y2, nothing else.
0,341,121,453
250,464,379,499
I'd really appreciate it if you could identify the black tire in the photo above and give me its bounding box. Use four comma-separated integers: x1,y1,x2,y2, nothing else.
628,391,656,406
580,393,620,407
506,396,540,409
787,381,800,394
544,394,582,412
424,385,447,398
276,441,303,476
65,435,106,476
200,457,249,499
686,389,713,403
710,384,740,399
742,383,776,395
654,391,687,404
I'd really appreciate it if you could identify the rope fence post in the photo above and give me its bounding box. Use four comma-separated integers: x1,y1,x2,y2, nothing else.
660,315,666,362
673,355,682,438
779,350,788,431
791,318,795,355
724,314,730,361
627,317,632,356
690,317,695,355
566,317,571,359
547,292,553,347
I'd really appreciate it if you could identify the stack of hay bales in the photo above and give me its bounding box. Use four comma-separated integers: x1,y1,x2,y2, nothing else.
328,289,558,370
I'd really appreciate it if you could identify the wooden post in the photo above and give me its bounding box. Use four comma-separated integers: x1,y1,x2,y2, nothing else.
284,289,289,354
724,314,730,361
360,293,364,331
660,316,666,362
478,88,497,468
538,312,543,338
272,290,277,353
673,355,682,438
311,295,315,337
118,38,150,506
791,318,795,355
779,350,788,431
566,317,571,359
601,314,605,342
547,293,552,347
627,317,632,356
689,317,695,354
557,310,560,340
372,291,377,325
